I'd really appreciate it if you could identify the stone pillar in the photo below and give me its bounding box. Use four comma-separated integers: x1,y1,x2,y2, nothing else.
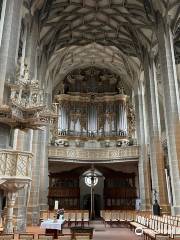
14,185,29,232
0,0,23,104
0,190,4,219
157,14,180,215
27,130,42,225
13,129,33,232
12,13,40,229
4,191,17,233
134,83,151,210
19,18,28,77
0,123,11,148
144,54,170,213
25,15,38,80
39,127,49,211
0,0,7,44
38,54,49,212
13,129,25,232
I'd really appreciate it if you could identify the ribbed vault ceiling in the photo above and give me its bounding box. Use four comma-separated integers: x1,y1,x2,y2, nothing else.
48,43,140,89
40,0,152,57
29,0,180,90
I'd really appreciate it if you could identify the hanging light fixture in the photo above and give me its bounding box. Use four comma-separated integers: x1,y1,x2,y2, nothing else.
82,165,103,220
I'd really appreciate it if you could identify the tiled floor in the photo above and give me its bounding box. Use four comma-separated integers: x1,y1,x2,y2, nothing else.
24,226,142,240
93,228,142,240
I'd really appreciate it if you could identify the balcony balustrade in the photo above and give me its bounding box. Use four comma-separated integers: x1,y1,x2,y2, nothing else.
57,129,128,139
0,149,32,179
48,145,139,163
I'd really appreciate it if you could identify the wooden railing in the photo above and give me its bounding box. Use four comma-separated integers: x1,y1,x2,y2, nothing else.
104,187,137,198
48,187,80,197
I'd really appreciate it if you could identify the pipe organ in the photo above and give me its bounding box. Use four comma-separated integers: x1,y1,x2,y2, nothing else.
54,93,135,140
52,67,136,144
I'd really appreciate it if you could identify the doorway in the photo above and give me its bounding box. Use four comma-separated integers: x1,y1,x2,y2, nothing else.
79,169,104,218
83,194,101,218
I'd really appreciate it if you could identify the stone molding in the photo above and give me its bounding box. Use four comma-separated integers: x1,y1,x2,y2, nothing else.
0,72,57,129
48,145,139,163
55,93,129,103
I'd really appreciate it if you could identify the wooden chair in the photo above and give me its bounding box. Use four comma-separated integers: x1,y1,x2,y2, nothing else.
58,235,72,240
155,234,169,240
111,211,119,226
0,235,14,239
64,212,69,221
160,222,164,234
69,212,76,226
104,211,111,227
163,223,168,235
143,229,159,240
82,212,89,226
74,233,90,240
63,211,70,226
19,234,34,240
174,220,178,226
167,224,172,238
49,211,56,219
174,235,180,240
119,211,126,223
175,228,180,235
75,236,90,240
0,239,14,240
41,211,49,220
39,211,48,225
76,212,82,226
126,211,134,222
100,210,105,219
38,234,53,240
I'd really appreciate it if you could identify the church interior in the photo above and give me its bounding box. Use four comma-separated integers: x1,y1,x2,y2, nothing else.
0,0,180,239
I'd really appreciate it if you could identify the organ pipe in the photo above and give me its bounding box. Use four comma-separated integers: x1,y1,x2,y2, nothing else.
56,94,134,137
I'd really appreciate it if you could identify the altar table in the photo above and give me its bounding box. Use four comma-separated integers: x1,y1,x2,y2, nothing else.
41,219,64,238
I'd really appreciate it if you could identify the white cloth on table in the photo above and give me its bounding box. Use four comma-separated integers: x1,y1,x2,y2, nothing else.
40,219,64,230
